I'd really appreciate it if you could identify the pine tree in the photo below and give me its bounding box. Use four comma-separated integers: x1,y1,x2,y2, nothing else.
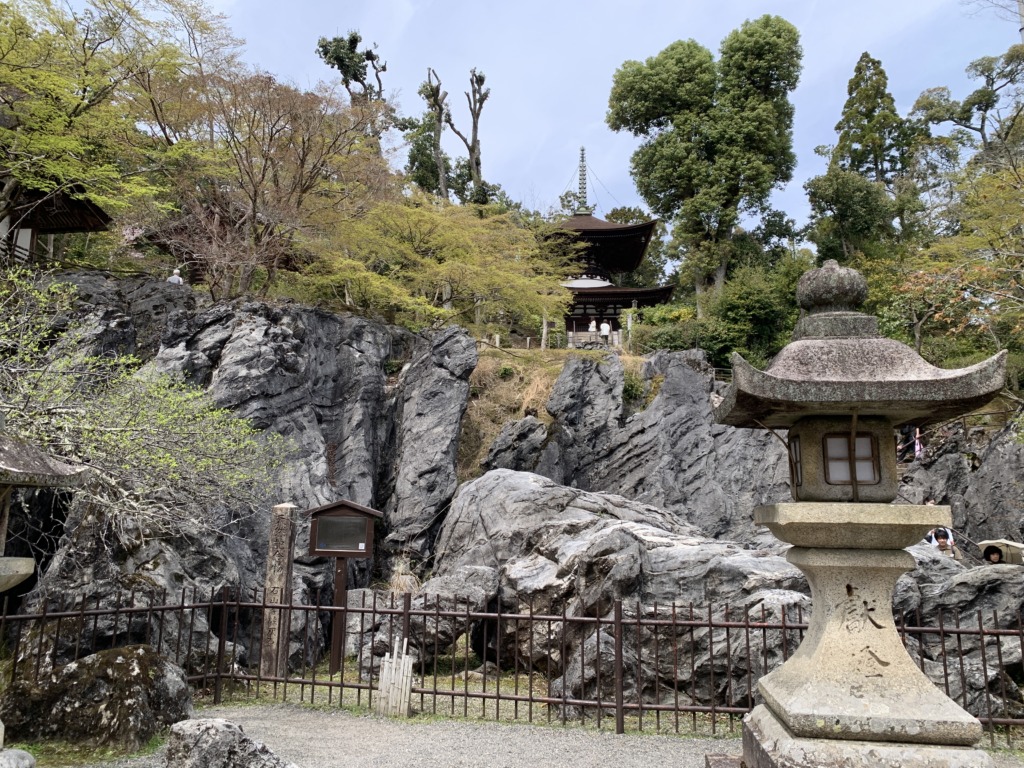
833,52,922,187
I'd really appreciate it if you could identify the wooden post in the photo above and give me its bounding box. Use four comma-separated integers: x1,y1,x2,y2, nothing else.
0,486,12,554
261,503,296,679
541,310,549,350
329,556,348,675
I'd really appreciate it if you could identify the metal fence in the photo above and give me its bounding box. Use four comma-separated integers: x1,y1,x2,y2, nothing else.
4,587,1024,745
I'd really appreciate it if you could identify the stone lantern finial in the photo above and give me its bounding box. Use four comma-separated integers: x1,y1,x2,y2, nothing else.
796,259,867,314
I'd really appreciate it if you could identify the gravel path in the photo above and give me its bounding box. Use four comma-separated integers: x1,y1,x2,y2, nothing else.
80,703,1024,768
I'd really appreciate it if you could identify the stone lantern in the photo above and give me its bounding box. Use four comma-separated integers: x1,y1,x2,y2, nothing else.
713,260,1006,768
0,432,87,590
0,428,87,764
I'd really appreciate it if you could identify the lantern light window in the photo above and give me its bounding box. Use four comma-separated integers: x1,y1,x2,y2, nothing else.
823,433,879,485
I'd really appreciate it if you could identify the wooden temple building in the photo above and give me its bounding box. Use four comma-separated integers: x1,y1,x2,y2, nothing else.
558,149,673,347
1,186,111,263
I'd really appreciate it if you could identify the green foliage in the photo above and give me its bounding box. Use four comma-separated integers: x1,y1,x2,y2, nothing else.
0,0,166,229
0,268,284,542
638,303,696,326
403,114,451,196
913,43,1024,160
607,16,802,295
804,53,928,270
289,192,573,333
316,30,386,100
632,254,810,367
621,367,645,403
805,167,895,263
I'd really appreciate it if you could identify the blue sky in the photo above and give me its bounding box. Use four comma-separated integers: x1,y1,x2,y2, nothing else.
211,0,1014,227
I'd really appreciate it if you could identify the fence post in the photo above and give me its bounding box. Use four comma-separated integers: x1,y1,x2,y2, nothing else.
214,587,229,705
614,599,624,735
402,591,412,643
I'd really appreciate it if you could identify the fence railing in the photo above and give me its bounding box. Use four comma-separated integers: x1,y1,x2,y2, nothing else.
5,588,1024,746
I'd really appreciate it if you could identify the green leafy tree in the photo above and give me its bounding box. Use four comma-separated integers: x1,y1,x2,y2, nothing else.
412,69,452,199
607,15,802,298
805,51,943,349
805,166,895,263
0,0,167,255
402,114,452,197
913,43,1024,165
136,61,399,299
632,250,811,366
0,269,283,542
315,30,386,101
288,192,573,333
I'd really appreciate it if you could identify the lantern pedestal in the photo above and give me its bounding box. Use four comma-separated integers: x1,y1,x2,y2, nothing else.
740,503,992,768
742,705,991,768
0,558,34,593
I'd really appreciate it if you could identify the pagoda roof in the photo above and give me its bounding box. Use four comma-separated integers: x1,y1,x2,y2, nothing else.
570,284,674,308
0,434,88,488
557,214,658,273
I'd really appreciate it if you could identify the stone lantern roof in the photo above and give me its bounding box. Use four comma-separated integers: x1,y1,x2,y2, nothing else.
714,260,1007,429
0,433,88,488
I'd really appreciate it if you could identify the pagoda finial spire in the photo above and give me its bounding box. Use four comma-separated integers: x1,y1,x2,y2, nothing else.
576,146,593,215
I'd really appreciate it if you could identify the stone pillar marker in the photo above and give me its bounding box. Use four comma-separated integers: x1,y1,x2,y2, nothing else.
710,260,1007,768
261,502,297,679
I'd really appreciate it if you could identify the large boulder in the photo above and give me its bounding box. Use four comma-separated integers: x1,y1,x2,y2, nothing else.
428,469,808,708
380,325,478,557
0,645,191,749
434,469,802,609
426,469,1024,719
166,719,297,768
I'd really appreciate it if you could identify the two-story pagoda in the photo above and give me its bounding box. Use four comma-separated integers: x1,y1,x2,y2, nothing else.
557,149,672,346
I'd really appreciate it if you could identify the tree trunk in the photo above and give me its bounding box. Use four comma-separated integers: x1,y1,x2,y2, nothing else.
446,69,490,200
423,70,449,200
693,279,707,319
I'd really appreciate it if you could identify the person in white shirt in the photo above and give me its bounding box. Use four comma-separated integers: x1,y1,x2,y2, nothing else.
167,268,184,285
599,320,611,347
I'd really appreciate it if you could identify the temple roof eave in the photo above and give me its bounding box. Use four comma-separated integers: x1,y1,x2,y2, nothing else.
569,285,674,308
714,349,1008,428
558,215,659,236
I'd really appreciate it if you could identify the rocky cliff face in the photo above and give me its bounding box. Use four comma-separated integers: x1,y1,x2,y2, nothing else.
15,275,1024,667
10,272,1024,724
901,424,1024,546
20,275,475,619
484,350,792,547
